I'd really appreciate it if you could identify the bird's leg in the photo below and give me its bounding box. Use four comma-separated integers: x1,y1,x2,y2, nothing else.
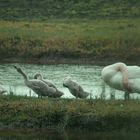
29,89,32,97
38,95,43,99
124,92,130,100
75,91,78,99
110,88,115,100
100,81,106,100
38,95,40,98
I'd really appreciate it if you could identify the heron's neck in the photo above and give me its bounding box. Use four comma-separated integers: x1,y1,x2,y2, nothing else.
18,70,28,80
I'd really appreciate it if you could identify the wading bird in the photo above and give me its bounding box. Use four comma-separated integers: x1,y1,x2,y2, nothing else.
101,62,140,99
14,66,63,98
0,84,6,94
34,73,56,88
63,77,89,98
34,73,64,98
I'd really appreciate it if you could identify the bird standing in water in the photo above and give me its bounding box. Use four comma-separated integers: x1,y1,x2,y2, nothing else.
34,73,64,98
63,77,89,99
101,62,140,99
14,66,63,98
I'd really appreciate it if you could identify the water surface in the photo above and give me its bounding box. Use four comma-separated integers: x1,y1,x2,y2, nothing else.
0,63,139,99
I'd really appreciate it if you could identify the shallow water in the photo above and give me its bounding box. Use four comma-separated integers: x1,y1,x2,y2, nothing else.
0,130,140,140
0,63,139,99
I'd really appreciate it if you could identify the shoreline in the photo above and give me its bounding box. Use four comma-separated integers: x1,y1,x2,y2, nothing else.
0,128,139,140
0,57,139,66
0,19,139,66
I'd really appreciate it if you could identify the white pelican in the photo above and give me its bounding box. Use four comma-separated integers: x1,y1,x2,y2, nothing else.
34,73,64,98
101,62,140,99
14,66,63,98
63,77,89,98
0,85,6,94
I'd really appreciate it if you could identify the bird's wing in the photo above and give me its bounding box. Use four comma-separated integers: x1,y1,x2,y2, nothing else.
72,81,83,92
31,80,57,94
43,80,56,88
31,83,41,89
78,85,84,92
29,80,45,89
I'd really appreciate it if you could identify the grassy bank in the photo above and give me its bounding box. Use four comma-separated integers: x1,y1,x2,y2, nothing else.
0,95,140,132
0,0,140,20
0,19,140,64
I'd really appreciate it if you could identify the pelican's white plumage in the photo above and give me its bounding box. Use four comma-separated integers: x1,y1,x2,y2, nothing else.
101,62,140,94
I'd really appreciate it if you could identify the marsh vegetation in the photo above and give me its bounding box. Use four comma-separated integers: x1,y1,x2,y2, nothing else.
0,94,140,132
0,19,140,63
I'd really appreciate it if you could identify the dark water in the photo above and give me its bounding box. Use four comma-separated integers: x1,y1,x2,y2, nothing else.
0,63,140,99
0,130,140,140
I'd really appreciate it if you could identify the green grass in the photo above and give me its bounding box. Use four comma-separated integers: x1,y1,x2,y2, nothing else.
0,0,140,20
0,18,140,63
0,95,140,131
